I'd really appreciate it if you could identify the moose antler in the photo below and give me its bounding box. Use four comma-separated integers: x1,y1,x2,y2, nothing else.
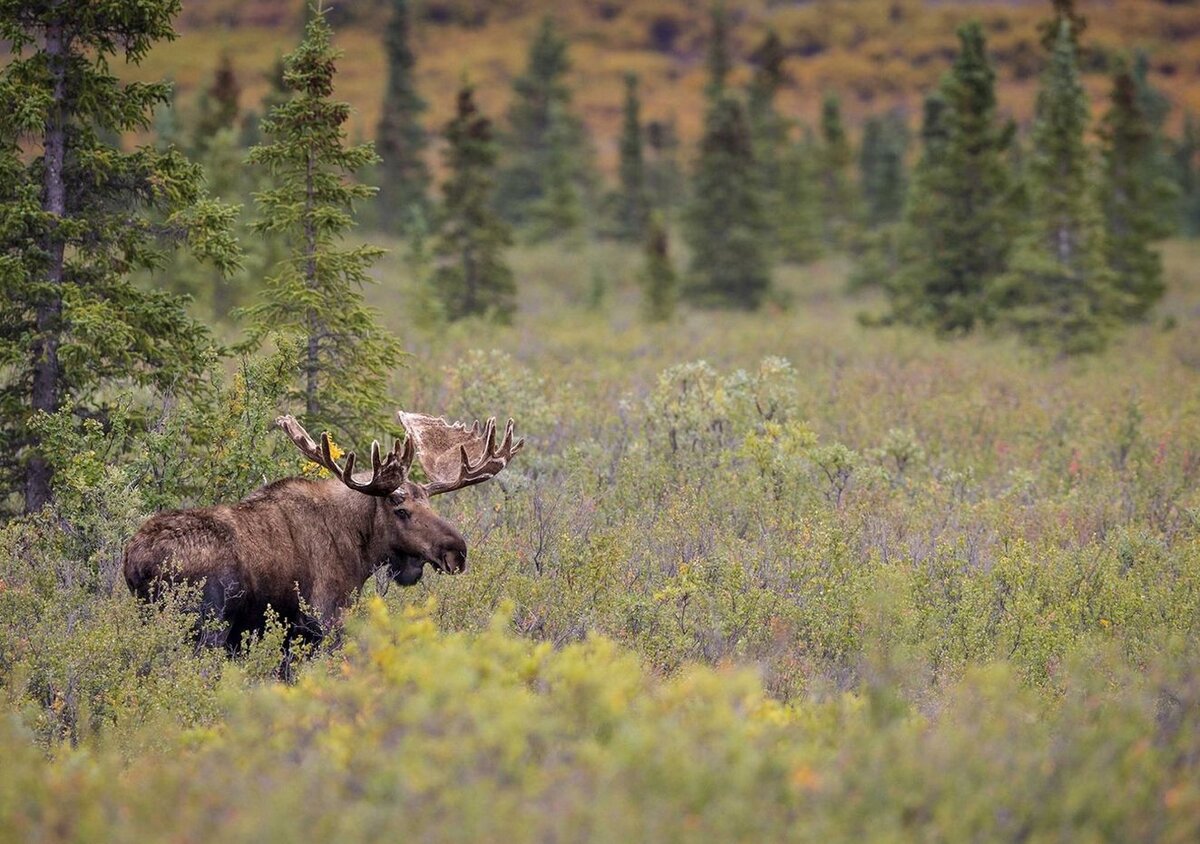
397,411,524,496
276,415,414,497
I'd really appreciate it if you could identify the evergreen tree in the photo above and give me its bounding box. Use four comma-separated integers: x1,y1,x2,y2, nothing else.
433,84,516,323
154,79,182,150
615,73,649,240
1130,50,1177,222
375,0,430,235
529,102,584,241
684,96,772,309
1132,50,1170,136
886,25,1015,333
160,127,259,321
193,52,240,155
992,23,1119,354
1174,114,1200,236
859,112,909,228
1099,57,1172,321
646,117,684,211
851,111,909,289
0,0,240,512
777,132,824,264
241,9,403,436
1038,0,1086,51
706,3,731,100
240,55,289,149
818,94,857,249
495,16,589,237
748,29,793,254
640,212,678,322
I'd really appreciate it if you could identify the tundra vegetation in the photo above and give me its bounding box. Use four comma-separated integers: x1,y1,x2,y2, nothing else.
1,0,1200,840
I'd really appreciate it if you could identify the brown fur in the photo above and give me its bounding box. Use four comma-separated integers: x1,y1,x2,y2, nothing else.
123,478,466,650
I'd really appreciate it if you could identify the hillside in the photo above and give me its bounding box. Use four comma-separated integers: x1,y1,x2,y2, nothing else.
126,0,1200,173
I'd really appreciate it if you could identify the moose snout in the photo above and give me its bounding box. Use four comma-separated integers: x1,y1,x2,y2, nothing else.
442,546,467,574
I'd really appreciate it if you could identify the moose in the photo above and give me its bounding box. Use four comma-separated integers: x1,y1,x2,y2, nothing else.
123,411,523,649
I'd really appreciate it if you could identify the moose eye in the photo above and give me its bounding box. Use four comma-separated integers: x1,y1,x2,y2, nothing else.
395,507,411,521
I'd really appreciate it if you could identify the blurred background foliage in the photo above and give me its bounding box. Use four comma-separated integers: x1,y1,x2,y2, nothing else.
131,0,1200,175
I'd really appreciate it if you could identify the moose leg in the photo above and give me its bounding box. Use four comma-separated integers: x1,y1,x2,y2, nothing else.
196,574,233,651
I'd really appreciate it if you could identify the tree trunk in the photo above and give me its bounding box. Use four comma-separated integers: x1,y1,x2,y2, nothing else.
25,13,67,513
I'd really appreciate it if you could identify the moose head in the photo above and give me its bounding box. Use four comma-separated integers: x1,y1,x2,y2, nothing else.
276,411,525,586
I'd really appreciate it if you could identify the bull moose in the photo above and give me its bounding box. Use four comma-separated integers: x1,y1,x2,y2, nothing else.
123,411,523,649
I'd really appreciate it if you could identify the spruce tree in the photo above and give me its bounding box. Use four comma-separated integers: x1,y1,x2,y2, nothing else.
748,29,793,255
375,0,430,235
530,101,584,242
818,94,857,249
777,132,824,264
433,84,516,323
193,52,240,155
160,127,257,321
859,112,909,229
991,23,1119,354
851,111,909,289
887,24,1015,333
495,16,589,237
0,0,240,513
240,56,289,149
645,117,684,211
1099,57,1172,321
241,9,403,437
154,80,182,150
1038,0,1086,51
640,212,678,322
706,3,731,100
615,73,649,240
1174,114,1200,236
684,95,772,309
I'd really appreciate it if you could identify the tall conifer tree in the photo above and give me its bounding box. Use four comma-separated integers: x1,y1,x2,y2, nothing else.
1174,115,1200,236
685,96,772,309
992,23,1118,354
1038,0,1086,51
706,3,731,100
615,74,649,240
242,8,402,436
496,16,589,237
193,53,240,155
859,113,909,228
850,112,909,290
646,117,684,211
818,94,857,249
375,0,430,234
433,85,516,323
684,2,771,307
748,29,793,254
0,0,240,512
1099,58,1172,320
886,24,1015,333
777,131,824,264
